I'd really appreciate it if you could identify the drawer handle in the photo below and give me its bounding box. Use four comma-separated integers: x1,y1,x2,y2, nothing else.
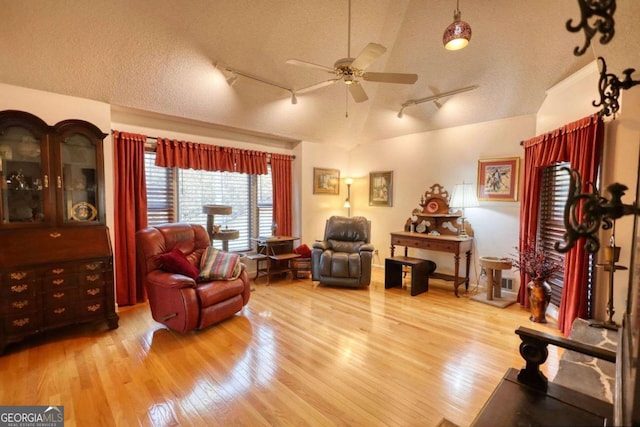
53,308,66,315
12,318,30,327
52,279,65,286
86,274,100,282
53,292,65,299
86,263,100,271
52,268,65,275
87,288,101,296
57,175,62,189
49,232,62,238
10,284,28,293
12,300,29,309
87,304,101,312
10,272,27,280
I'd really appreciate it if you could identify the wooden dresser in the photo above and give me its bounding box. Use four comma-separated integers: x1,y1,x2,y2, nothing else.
0,110,118,354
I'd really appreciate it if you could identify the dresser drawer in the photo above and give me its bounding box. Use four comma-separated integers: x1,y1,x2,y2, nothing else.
44,288,78,307
44,305,77,325
2,269,38,283
81,260,110,273
80,285,104,299
43,264,79,277
80,271,109,287
392,236,457,252
42,275,78,291
2,281,38,298
3,313,41,335
2,296,39,315
78,300,106,319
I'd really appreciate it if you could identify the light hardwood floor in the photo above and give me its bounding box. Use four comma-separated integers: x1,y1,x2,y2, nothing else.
0,268,562,427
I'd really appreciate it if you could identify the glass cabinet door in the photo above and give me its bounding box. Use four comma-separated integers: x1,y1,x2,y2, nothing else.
0,126,46,225
60,134,99,223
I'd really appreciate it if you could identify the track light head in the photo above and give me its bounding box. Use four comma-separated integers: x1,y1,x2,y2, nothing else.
291,92,298,105
397,108,404,119
226,73,238,86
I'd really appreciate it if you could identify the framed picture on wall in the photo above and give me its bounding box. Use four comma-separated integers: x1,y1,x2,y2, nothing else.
369,171,393,206
313,167,340,195
477,157,520,201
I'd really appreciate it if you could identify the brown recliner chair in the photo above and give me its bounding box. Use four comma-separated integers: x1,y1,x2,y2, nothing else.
136,223,250,333
311,216,374,288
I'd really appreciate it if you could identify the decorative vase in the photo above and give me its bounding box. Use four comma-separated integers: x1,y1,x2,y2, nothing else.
528,279,552,323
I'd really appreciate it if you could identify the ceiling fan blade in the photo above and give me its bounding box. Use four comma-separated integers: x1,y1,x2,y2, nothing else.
362,72,418,84
350,43,386,70
296,79,340,94
348,82,368,103
286,59,335,73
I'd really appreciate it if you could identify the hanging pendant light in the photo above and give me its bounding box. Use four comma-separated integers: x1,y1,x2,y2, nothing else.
443,0,472,51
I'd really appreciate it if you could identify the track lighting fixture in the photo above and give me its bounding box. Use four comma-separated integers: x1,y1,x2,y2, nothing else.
443,0,472,51
226,73,238,86
397,85,478,118
215,62,296,103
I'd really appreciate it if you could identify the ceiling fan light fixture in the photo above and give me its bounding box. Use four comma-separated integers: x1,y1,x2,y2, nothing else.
443,1,471,51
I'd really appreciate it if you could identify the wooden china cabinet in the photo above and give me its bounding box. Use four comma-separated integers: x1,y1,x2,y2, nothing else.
0,110,118,354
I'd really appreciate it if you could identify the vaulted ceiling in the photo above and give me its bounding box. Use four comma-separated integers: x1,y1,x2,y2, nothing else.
1,1,638,148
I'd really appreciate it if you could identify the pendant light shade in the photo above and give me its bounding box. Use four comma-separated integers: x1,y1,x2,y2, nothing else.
443,1,472,51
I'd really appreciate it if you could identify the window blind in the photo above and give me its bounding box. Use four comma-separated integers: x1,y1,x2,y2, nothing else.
538,162,571,307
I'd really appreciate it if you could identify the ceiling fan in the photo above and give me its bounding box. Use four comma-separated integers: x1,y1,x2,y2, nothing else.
286,0,418,103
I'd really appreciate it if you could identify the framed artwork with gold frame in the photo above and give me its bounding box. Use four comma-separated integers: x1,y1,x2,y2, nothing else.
369,170,393,207
477,157,520,201
313,167,340,195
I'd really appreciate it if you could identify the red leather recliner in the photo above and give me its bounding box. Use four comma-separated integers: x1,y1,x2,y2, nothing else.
136,223,250,333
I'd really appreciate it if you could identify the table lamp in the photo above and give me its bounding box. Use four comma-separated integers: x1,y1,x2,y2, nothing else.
449,182,479,237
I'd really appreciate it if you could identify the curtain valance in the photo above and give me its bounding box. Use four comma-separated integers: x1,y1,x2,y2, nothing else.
154,137,270,175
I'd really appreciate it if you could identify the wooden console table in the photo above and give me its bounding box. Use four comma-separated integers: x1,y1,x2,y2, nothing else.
389,231,472,297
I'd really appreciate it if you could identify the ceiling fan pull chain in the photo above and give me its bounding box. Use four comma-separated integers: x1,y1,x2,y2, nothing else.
345,87,349,118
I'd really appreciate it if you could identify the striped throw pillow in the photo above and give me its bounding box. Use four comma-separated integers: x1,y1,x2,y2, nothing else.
198,247,241,281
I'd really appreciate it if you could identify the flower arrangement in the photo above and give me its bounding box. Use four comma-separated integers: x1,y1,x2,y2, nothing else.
509,239,564,281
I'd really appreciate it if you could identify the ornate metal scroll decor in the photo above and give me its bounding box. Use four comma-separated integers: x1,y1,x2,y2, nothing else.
566,0,616,56
556,167,640,254
593,57,640,117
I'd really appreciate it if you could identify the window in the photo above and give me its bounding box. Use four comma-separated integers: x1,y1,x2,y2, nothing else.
144,151,272,252
538,162,593,311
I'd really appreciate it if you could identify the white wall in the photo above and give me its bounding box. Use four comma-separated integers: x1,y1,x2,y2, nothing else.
345,115,536,289
299,140,351,245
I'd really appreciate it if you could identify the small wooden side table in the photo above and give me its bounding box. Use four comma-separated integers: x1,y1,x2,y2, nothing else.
251,236,300,284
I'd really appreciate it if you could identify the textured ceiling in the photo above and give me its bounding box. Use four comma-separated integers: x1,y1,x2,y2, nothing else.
0,1,638,148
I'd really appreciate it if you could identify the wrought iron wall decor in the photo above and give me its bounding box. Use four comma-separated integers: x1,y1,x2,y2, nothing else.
556,167,640,254
593,56,640,117
566,0,616,56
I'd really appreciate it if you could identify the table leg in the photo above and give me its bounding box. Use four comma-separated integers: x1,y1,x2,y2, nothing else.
465,250,471,291
453,253,461,297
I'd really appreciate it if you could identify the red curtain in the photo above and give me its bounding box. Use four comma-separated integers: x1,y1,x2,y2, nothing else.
113,131,148,306
518,114,604,334
271,154,294,236
155,138,267,174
